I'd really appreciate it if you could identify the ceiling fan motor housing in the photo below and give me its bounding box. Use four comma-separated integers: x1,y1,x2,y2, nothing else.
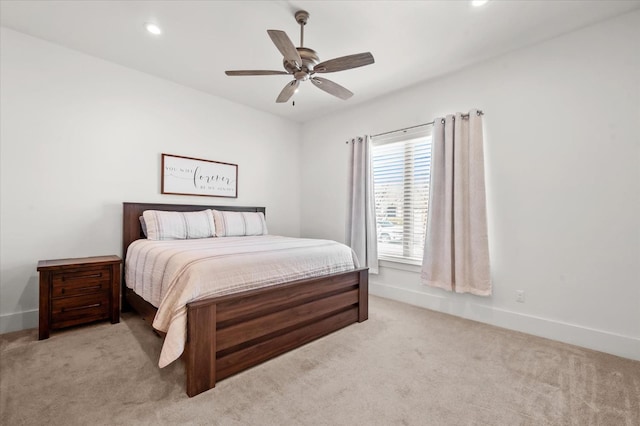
284,47,319,79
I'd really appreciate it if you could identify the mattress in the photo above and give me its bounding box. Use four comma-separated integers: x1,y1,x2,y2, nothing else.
125,235,359,367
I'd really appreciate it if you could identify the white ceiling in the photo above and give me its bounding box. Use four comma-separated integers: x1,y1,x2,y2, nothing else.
2,0,639,123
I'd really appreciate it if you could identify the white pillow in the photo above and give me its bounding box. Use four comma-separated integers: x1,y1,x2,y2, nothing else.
142,210,216,240
211,210,268,237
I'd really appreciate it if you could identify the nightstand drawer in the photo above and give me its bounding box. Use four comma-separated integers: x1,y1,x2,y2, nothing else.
51,270,111,298
51,292,110,328
51,266,111,298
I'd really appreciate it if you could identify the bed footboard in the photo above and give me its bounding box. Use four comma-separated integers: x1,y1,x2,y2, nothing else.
185,268,368,397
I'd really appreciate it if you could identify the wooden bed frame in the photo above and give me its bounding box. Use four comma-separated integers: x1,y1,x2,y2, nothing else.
122,202,368,397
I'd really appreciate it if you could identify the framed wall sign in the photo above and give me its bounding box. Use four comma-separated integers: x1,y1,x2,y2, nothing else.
161,153,238,198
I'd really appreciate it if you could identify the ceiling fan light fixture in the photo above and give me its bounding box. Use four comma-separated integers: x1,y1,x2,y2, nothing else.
145,22,162,35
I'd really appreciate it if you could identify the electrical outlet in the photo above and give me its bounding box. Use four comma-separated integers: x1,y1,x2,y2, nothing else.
516,290,525,303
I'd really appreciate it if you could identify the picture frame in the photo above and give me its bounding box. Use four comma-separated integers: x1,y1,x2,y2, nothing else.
161,153,238,198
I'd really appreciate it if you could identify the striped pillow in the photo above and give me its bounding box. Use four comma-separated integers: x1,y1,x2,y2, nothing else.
211,210,268,237
142,210,216,240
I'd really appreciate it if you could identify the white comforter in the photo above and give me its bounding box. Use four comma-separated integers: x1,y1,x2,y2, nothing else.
125,235,359,367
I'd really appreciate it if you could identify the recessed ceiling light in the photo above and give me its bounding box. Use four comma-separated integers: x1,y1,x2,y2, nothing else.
471,0,489,6
145,23,162,35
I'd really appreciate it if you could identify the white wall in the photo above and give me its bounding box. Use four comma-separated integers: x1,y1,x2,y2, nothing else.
0,28,302,333
300,11,640,360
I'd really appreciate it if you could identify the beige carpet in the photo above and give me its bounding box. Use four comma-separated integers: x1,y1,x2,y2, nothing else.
1,296,638,425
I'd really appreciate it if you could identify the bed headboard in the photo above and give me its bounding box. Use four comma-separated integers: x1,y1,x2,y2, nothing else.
122,202,266,260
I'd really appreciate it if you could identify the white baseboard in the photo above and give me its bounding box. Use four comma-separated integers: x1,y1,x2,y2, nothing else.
0,309,38,335
370,281,640,362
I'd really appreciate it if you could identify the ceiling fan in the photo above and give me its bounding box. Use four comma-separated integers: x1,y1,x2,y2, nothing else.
225,10,375,103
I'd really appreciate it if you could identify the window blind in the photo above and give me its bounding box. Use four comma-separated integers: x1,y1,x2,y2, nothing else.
371,126,432,264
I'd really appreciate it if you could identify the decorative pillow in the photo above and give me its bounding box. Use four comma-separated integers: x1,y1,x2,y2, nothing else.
142,209,216,240
139,216,148,237
211,210,268,237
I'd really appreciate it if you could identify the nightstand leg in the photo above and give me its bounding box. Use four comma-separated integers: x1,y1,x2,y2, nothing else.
39,272,50,340
110,262,121,323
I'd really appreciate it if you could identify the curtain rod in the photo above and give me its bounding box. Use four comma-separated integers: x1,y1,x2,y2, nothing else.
371,110,483,139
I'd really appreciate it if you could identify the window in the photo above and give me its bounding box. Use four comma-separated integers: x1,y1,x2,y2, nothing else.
371,127,432,264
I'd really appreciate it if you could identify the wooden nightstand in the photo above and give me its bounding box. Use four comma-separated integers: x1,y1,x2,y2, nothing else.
38,255,122,340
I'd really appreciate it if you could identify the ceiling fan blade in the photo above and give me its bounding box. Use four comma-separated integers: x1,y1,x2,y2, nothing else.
276,80,300,103
310,77,353,100
267,30,302,67
313,52,375,73
225,70,289,76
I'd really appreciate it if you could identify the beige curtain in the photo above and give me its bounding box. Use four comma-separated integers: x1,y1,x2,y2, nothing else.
346,135,378,274
421,110,491,295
